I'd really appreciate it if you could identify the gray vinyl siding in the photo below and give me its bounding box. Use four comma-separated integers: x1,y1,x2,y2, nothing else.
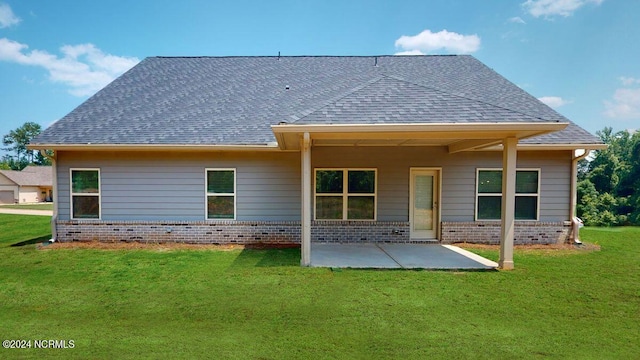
57,151,300,221
56,147,571,223
312,147,572,222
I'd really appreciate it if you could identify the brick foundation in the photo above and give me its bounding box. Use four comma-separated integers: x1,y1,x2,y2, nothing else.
55,220,570,245
56,220,301,245
440,221,571,244
311,221,410,243
55,220,411,244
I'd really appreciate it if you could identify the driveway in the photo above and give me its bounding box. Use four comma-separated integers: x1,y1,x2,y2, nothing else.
0,208,53,216
310,243,498,270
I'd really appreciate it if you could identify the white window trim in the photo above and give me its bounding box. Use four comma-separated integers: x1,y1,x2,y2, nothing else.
205,168,237,220
314,168,377,221
475,168,540,222
69,168,101,220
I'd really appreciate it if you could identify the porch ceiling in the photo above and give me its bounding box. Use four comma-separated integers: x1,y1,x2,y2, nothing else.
271,122,569,153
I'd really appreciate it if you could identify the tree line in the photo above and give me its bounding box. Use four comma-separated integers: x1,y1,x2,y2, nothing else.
1,122,51,170
578,127,640,226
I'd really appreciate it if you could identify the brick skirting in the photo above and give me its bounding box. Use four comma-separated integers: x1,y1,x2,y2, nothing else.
55,220,411,244
311,221,410,243
56,220,569,245
440,221,571,244
56,220,301,245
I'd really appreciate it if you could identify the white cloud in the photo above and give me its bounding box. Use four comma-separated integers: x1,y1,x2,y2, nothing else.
394,49,425,56
508,16,527,24
619,76,640,86
538,96,569,108
603,88,640,120
0,37,139,96
0,3,20,28
523,0,604,18
394,29,480,55
604,77,640,120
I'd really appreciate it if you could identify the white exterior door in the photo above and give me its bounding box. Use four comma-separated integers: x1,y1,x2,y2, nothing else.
410,169,439,240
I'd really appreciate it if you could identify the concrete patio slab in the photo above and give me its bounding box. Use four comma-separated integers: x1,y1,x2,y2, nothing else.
310,243,401,268
310,243,498,270
380,244,498,269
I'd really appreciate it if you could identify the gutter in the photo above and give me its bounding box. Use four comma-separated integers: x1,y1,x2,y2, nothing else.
40,150,58,243
28,143,283,152
569,149,593,244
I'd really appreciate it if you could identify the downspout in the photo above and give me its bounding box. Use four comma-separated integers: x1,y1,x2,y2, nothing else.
569,149,591,244
40,150,58,242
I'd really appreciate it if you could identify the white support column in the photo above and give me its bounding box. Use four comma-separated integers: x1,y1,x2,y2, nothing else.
499,137,517,270
301,132,312,266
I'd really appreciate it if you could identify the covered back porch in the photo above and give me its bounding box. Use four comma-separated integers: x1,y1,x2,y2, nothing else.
273,122,569,270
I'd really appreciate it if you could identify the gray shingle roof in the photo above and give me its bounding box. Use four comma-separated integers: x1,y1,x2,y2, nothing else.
0,166,52,186
32,55,601,146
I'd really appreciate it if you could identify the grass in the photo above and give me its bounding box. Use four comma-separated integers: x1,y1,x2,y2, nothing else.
0,203,53,211
0,214,638,359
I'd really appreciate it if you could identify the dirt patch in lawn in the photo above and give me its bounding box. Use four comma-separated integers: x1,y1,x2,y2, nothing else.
39,241,300,251
455,242,601,255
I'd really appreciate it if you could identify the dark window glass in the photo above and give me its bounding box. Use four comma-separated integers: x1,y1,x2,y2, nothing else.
207,171,234,194
348,196,375,219
348,170,375,193
349,170,376,194
72,170,99,193
515,196,537,220
478,170,502,193
315,196,343,219
316,170,343,193
207,196,234,219
516,171,539,194
477,196,501,220
72,196,99,219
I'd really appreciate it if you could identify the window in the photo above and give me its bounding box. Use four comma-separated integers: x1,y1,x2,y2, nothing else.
476,169,540,221
315,169,376,220
206,169,235,219
70,169,100,219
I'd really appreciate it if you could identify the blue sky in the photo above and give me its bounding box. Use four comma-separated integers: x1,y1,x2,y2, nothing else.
1,0,639,151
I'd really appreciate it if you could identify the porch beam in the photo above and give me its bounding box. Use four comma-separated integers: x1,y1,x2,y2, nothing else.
300,132,312,266
499,137,517,270
308,131,527,141
448,139,503,154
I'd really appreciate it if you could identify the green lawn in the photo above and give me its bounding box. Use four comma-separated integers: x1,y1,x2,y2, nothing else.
0,214,638,359
0,203,53,211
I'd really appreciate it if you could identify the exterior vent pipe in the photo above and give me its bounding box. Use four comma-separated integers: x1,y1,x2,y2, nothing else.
569,149,591,244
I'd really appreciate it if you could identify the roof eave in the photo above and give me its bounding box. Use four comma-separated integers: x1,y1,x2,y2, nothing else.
271,122,569,151
27,143,286,152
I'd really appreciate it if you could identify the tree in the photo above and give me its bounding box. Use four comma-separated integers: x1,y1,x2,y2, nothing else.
34,150,53,166
1,122,43,170
578,127,640,226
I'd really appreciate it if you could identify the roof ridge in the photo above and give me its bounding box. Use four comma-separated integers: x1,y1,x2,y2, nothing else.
151,55,469,59
380,74,558,122
286,76,386,123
